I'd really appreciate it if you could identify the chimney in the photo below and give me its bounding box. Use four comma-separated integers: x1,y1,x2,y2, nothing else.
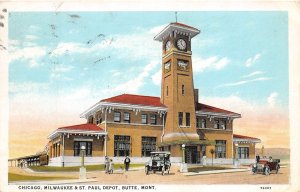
194,89,199,103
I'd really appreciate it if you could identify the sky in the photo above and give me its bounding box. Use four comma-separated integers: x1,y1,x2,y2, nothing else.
8,11,289,158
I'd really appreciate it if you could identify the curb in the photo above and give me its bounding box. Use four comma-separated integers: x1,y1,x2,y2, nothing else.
183,168,249,176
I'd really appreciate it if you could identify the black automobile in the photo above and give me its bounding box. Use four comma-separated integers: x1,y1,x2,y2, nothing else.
145,151,171,175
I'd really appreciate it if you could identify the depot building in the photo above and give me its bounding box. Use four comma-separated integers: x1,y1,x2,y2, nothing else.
47,22,261,167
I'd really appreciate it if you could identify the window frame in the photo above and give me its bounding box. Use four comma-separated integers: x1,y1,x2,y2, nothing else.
186,112,190,127
73,141,93,157
150,114,157,125
215,140,226,158
114,111,121,122
141,137,157,157
141,114,148,124
114,135,131,157
178,112,183,126
123,112,130,123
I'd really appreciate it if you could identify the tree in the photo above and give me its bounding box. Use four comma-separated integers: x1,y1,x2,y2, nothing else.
209,149,215,167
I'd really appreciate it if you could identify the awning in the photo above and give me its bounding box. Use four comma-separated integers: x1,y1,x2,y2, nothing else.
159,139,215,146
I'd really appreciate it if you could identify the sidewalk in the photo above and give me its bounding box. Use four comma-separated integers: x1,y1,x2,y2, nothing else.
9,178,98,185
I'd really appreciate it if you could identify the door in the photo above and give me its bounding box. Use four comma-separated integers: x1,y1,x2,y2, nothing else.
185,146,198,164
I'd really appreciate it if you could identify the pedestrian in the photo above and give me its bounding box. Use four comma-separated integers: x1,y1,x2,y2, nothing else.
108,159,114,174
256,155,260,163
124,156,131,171
104,156,109,174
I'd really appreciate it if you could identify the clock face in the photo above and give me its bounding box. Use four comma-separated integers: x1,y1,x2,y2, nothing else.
165,41,171,51
176,39,186,50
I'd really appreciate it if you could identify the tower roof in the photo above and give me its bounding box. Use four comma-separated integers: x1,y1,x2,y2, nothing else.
154,22,200,42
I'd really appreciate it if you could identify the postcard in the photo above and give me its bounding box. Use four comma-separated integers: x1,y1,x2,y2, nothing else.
0,1,299,192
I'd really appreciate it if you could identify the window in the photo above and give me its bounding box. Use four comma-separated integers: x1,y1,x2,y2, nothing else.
150,114,157,125
74,141,92,156
201,119,206,128
141,137,156,157
178,112,183,126
196,117,200,128
238,147,249,159
214,120,220,129
124,112,130,123
114,135,130,157
215,140,226,158
220,120,226,130
141,114,148,124
114,111,121,122
182,84,185,95
166,86,168,96
186,112,190,126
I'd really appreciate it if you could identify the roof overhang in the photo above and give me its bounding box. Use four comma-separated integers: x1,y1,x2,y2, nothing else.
196,111,241,119
159,139,215,146
154,23,200,42
48,129,107,140
80,101,168,119
233,138,261,144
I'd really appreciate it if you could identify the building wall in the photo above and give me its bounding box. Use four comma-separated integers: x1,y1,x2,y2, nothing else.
89,109,164,126
233,142,257,159
63,135,104,157
105,123,163,157
202,130,233,159
197,116,233,130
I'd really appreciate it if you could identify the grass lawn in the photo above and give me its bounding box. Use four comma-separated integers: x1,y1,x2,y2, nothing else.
8,173,74,182
29,163,144,172
188,166,232,173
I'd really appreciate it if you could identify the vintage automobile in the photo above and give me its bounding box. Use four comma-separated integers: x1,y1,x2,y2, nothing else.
251,157,280,175
145,151,171,175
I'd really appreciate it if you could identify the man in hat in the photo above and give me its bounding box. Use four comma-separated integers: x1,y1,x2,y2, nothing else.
124,156,131,171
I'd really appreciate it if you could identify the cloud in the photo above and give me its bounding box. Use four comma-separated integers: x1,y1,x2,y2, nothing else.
245,53,261,67
52,64,73,73
9,46,47,68
98,60,160,96
9,82,49,93
25,35,39,41
242,71,265,78
267,92,279,107
151,69,161,86
49,25,162,61
193,56,230,72
218,77,271,87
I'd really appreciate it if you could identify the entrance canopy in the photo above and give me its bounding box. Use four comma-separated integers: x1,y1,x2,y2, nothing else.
159,139,215,146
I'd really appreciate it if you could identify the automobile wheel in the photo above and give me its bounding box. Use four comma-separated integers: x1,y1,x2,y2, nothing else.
264,166,270,176
145,166,149,175
275,165,279,174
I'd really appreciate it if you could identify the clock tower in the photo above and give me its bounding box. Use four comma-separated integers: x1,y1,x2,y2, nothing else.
154,22,200,148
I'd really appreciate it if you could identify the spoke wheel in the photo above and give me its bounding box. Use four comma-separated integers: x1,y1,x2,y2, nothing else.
264,166,270,176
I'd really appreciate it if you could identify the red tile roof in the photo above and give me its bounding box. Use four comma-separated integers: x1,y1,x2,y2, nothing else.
170,22,199,31
58,124,104,132
101,94,166,108
233,134,260,140
100,94,239,116
195,102,240,116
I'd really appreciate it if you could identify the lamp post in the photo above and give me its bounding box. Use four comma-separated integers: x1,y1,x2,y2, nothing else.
180,144,188,173
234,143,239,167
79,146,87,180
